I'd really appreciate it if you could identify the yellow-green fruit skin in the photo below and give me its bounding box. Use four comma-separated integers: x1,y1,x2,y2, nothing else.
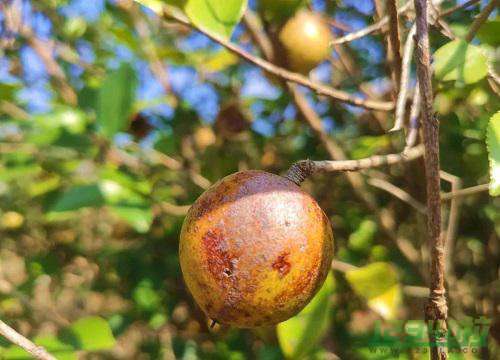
278,10,332,74
179,170,334,328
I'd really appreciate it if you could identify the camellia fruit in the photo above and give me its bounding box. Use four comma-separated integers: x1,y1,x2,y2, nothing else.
278,10,332,74
179,170,334,328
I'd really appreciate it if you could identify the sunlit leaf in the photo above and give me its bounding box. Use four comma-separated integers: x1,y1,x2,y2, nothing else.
202,49,238,72
433,39,488,84
69,316,116,351
96,63,137,139
109,205,153,233
345,262,401,319
277,273,334,359
184,0,247,39
486,111,500,196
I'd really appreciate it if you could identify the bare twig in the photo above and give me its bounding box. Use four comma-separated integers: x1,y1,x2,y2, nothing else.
464,0,499,42
405,85,421,150
413,1,447,359
392,24,417,132
19,22,77,105
387,0,403,93
155,202,191,216
0,320,56,360
368,177,427,214
156,5,393,111
330,2,412,45
440,183,489,200
439,0,480,17
0,100,29,120
285,144,424,185
439,171,462,282
124,1,176,98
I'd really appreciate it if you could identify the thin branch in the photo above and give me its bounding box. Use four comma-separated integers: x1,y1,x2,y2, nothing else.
387,0,403,93
413,1,447,359
391,24,417,131
405,85,421,150
124,1,176,99
368,177,427,214
440,183,489,200
331,0,482,47
464,0,499,42
0,320,56,360
330,1,413,45
285,144,424,185
439,0,480,17
155,202,191,216
157,5,394,111
19,23,77,106
439,171,462,283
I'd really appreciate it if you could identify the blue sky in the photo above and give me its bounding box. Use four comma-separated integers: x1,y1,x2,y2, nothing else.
0,0,443,137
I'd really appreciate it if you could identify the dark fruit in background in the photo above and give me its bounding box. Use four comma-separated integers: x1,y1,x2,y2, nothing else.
278,10,332,74
214,102,252,138
128,113,152,140
179,170,334,328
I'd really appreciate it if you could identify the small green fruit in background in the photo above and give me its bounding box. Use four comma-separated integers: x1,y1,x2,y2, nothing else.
278,10,332,74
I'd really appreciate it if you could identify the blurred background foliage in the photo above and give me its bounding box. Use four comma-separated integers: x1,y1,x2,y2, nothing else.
0,0,499,359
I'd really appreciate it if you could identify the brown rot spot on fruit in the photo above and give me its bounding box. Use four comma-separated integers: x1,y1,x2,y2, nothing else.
202,229,235,283
272,251,291,278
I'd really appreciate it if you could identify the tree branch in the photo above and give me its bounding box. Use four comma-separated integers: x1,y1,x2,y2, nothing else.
285,144,424,185
330,2,412,45
440,183,489,200
464,0,499,42
0,320,56,360
392,24,416,131
157,6,394,111
368,177,427,214
19,23,77,106
439,0,480,17
413,1,447,359
387,0,403,94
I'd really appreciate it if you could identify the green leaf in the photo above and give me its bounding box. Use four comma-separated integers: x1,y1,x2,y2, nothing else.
133,278,161,311
348,219,377,251
0,83,19,103
109,205,153,233
486,111,500,196
69,316,116,351
277,273,334,359
477,17,500,46
184,0,247,39
3,336,76,360
96,64,137,139
345,262,401,320
433,39,489,84
49,184,105,213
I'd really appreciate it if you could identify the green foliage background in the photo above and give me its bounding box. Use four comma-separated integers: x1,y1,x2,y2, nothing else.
0,0,499,359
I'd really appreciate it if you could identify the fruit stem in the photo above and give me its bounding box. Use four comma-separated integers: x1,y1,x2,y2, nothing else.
285,159,314,185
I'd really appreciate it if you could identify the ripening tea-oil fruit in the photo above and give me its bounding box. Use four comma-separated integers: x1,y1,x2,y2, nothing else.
278,10,332,74
179,170,334,328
